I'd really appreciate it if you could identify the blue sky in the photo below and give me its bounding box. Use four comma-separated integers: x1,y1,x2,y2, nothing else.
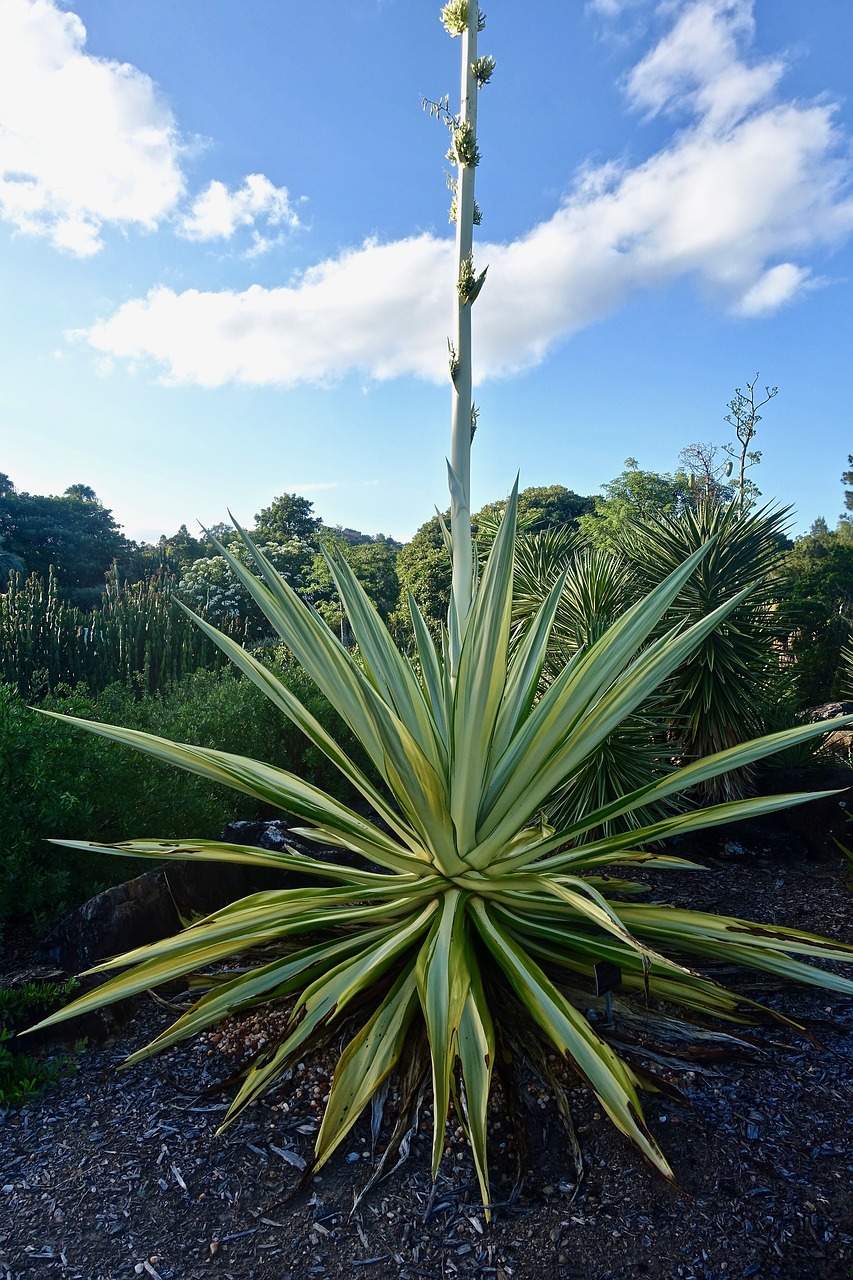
2,0,853,544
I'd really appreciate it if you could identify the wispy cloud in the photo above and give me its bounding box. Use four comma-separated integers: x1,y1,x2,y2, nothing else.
0,0,301,256
178,174,301,255
586,0,648,16
625,0,784,130
80,0,853,381
733,263,817,317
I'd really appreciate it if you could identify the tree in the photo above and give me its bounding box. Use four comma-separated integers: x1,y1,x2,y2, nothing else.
0,534,24,586
723,374,777,510
0,486,127,592
254,493,322,545
678,441,734,503
157,524,208,568
308,536,401,639
779,525,853,705
577,458,692,551
179,536,315,635
840,455,853,518
390,512,453,641
392,486,595,641
475,484,593,542
64,484,100,503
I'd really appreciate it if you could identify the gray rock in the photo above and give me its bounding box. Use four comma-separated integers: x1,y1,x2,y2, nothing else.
35,819,336,973
799,700,853,723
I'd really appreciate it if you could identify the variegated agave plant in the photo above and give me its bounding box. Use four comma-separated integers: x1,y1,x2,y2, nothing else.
29,1,853,1216
30,491,853,1211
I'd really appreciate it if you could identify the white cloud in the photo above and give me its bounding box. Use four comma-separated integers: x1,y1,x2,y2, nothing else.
0,0,185,255
80,235,454,386
626,0,784,130
79,0,853,384
733,263,814,316
0,0,302,256
587,0,648,15
179,174,300,252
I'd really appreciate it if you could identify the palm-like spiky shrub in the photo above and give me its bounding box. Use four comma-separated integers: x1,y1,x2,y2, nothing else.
30,4,853,1215
512,532,672,837
621,497,790,800
513,534,634,677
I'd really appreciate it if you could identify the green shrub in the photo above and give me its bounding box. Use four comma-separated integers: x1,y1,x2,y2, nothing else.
0,661,365,933
0,978,79,1109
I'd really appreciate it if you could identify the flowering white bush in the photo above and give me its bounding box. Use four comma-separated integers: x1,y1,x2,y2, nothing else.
179,538,314,632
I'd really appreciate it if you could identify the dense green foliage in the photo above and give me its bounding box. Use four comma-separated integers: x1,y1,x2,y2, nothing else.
476,484,594,542
254,492,323,545
392,485,595,640
307,535,401,635
0,480,129,598
0,662,365,932
577,458,692,552
0,978,80,1108
391,512,453,641
779,522,853,705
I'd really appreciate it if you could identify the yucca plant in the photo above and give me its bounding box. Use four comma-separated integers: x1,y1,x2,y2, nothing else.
621,496,790,800
512,531,674,838
29,2,853,1215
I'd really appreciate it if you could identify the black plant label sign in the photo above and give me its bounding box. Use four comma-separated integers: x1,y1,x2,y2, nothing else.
593,960,622,997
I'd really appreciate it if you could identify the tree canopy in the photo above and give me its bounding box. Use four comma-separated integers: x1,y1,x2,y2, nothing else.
0,481,128,592
779,524,853,705
254,492,322,545
577,458,692,551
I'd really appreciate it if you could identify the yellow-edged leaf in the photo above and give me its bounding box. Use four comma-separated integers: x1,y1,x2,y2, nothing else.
451,485,517,852
471,898,672,1178
314,964,419,1169
123,927,395,1065
415,889,471,1175
35,709,426,876
455,957,495,1216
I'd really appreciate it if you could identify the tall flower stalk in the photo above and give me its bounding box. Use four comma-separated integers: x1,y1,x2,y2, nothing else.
443,1,491,671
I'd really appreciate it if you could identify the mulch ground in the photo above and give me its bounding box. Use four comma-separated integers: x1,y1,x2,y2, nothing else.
1,849,852,1280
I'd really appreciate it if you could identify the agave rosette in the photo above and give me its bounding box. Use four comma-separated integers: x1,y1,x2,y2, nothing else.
31,485,853,1211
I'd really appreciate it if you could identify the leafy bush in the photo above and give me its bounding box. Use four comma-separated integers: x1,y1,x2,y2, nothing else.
0,662,363,932
0,978,79,1109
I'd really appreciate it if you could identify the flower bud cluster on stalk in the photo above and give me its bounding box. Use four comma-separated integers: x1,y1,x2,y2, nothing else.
438,1,494,674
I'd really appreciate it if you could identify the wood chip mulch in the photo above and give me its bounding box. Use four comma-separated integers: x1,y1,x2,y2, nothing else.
1,852,852,1280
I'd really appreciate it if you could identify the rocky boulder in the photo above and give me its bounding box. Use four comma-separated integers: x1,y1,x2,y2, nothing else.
35,819,347,973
